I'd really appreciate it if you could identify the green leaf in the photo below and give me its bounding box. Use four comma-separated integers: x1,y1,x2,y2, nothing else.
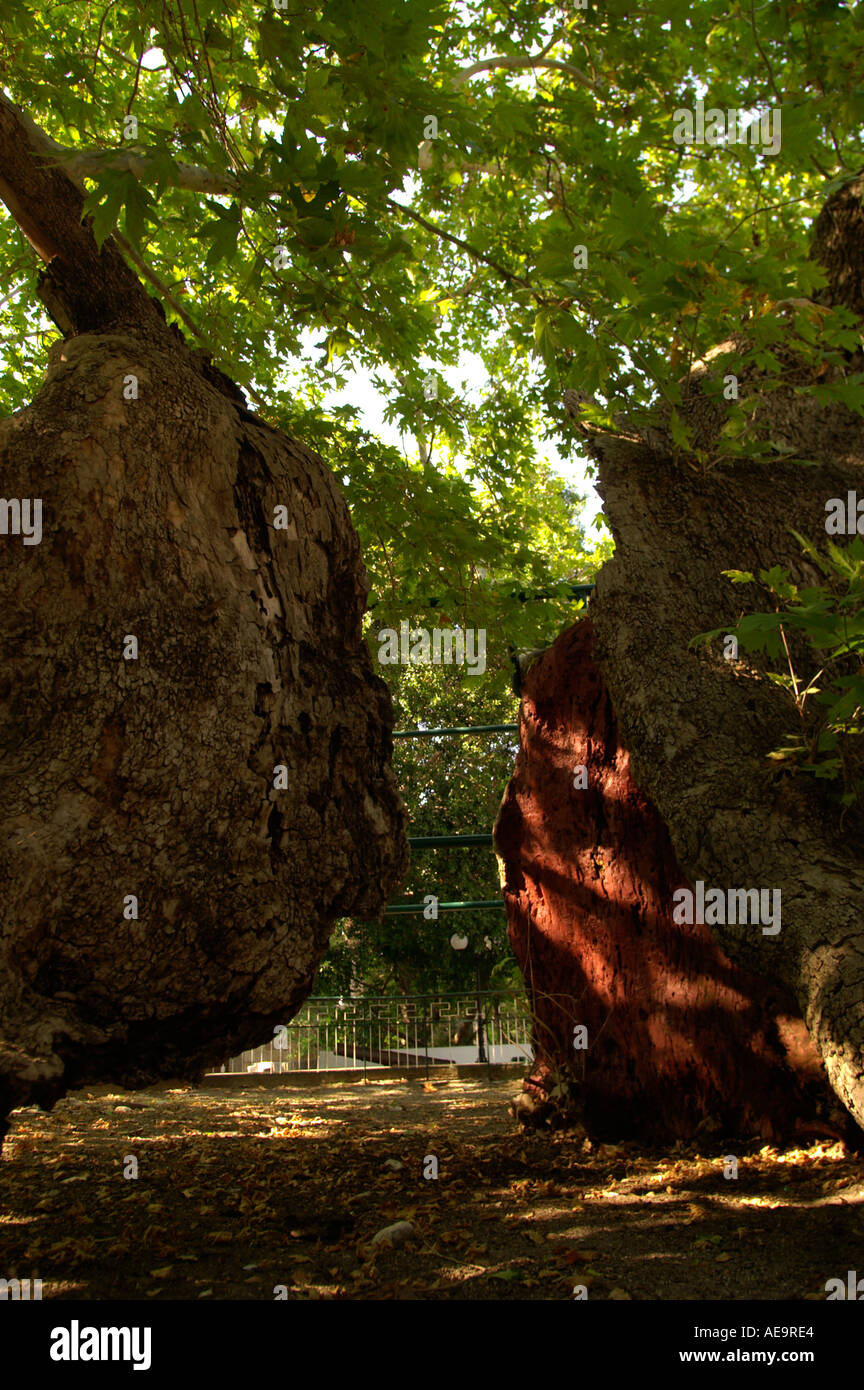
667,409,692,449
202,205,241,268
82,171,128,249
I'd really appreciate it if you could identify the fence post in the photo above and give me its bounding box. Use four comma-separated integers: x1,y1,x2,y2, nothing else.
475,968,488,1067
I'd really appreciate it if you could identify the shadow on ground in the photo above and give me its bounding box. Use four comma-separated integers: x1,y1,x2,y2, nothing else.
1,1077,863,1300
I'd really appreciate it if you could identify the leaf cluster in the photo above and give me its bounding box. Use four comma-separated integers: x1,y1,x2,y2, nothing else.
692,534,864,812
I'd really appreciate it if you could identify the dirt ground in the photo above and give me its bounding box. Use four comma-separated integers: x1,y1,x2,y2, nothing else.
2,1074,864,1300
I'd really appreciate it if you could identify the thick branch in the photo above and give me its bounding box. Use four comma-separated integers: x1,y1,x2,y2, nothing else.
55,147,241,197
0,91,166,337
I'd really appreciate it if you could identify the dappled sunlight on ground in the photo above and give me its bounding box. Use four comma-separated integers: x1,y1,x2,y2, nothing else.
2,1077,863,1300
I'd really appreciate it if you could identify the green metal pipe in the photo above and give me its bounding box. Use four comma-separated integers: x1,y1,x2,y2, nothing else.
384,899,506,914
368,583,594,610
393,723,519,738
408,834,494,848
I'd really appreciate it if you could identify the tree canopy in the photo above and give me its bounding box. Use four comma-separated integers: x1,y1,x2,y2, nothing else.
5,0,863,617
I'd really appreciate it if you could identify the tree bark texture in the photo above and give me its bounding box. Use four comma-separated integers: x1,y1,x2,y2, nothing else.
0,95,408,1141
495,619,852,1143
558,179,864,1135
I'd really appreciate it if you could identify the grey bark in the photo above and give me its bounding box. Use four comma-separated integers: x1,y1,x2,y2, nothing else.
0,94,408,1140
567,178,864,1131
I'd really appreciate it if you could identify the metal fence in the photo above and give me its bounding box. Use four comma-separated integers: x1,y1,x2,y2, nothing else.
211,991,533,1075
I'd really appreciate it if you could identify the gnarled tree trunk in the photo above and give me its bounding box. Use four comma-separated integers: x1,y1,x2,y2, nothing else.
586,442,864,1133
506,177,864,1136
0,93,408,1142
495,619,852,1142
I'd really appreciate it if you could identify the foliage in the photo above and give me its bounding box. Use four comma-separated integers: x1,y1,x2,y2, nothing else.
691,534,864,813
2,3,863,589
319,568,597,996
3,1,864,474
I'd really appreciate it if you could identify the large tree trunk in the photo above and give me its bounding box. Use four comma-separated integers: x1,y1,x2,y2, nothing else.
0,94,408,1141
495,620,852,1143
544,179,864,1134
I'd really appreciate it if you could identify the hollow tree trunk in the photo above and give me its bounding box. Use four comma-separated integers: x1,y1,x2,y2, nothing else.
495,619,851,1143
0,93,408,1142
541,178,864,1135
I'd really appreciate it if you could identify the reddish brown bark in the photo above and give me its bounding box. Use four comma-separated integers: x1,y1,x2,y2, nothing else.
494,618,852,1143
557,178,864,1137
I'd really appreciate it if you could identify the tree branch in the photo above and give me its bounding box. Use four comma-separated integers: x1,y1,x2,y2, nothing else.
0,90,165,336
0,90,263,414
111,229,207,343
453,53,603,96
50,145,241,197
384,195,547,304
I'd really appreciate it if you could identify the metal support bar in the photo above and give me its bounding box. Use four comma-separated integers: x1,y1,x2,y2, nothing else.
384,899,506,914
510,582,595,603
408,834,494,848
393,724,519,738
368,583,594,610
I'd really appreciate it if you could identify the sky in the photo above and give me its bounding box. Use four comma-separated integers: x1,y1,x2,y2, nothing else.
297,342,608,533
